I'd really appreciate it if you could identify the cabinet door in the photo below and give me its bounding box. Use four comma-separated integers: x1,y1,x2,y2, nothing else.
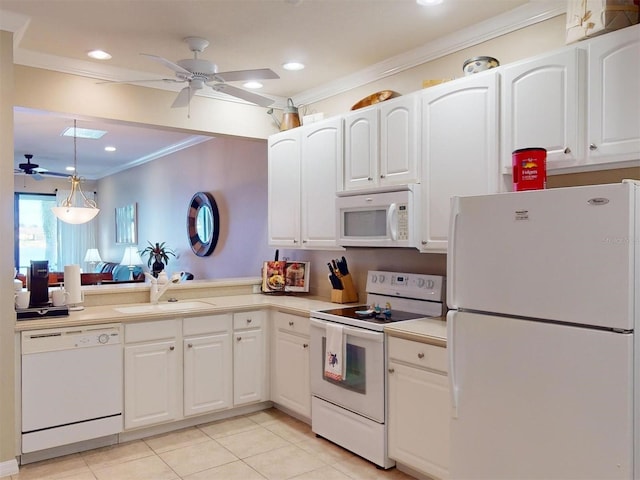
273,329,310,418
124,340,180,429
379,94,420,186
420,72,500,253
343,107,378,191
268,130,301,247
587,25,640,164
301,117,343,249
388,360,449,479
184,332,232,417
501,48,584,172
233,328,265,406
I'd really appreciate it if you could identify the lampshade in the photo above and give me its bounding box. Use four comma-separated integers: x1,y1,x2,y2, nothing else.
120,247,143,267
51,120,100,225
84,248,102,263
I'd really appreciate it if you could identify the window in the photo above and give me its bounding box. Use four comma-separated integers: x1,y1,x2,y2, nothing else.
14,192,98,276
15,193,60,275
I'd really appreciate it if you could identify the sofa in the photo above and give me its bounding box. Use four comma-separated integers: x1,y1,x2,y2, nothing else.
94,262,144,282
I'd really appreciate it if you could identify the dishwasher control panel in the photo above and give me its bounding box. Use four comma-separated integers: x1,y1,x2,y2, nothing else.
21,324,121,354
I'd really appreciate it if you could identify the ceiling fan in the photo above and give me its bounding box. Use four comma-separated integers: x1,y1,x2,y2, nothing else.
14,154,68,181
107,37,279,109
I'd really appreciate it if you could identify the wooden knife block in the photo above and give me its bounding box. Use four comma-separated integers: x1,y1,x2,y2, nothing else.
331,273,359,304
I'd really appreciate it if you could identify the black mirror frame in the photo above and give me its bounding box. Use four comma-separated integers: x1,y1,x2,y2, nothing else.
187,192,219,257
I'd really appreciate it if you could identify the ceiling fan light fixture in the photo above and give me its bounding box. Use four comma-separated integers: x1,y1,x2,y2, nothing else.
52,120,100,225
283,62,305,71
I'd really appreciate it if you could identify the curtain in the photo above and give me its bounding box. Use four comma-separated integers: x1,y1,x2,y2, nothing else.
56,189,98,272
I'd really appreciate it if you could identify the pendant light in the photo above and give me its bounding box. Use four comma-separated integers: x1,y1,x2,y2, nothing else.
51,120,100,224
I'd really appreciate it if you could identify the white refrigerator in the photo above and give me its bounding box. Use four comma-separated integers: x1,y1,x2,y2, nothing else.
446,180,638,479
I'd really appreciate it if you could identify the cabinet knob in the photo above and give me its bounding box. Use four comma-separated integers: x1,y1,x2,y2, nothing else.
188,343,193,348
246,318,252,324
388,368,395,374
303,343,309,348
169,345,175,351
563,147,571,154
417,352,425,359
236,336,242,342
367,177,373,181
589,143,598,151
289,321,294,327
380,174,385,179
302,240,307,243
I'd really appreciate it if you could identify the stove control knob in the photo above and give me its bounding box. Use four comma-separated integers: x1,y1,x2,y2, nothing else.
98,333,109,344
378,274,386,284
370,274,378,283
417,278,425,288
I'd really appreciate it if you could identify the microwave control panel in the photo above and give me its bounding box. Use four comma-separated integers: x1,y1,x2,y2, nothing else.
396,203,409,240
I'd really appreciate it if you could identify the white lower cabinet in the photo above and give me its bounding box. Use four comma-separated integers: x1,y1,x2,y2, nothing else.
183,314,233,417
387,336,449,480
233,310,268,406
271,312,311,419
124,319,181,430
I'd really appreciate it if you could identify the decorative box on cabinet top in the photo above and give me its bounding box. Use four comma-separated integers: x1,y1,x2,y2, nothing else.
566,0,639,44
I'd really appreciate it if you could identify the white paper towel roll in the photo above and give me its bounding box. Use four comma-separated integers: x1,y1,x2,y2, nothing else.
64,264,83,309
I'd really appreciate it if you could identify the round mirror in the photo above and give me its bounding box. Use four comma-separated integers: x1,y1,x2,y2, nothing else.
187,192,219,257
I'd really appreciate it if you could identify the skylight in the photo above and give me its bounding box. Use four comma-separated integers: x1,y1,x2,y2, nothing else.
61,127,107,139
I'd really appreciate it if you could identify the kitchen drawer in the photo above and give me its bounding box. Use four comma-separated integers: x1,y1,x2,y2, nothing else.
183,314,232,336
274,312,310,336
125,319,180,343
233,310,266,330
388,336,447,373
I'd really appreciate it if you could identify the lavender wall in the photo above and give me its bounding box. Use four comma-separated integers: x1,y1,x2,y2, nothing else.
96,136,272,280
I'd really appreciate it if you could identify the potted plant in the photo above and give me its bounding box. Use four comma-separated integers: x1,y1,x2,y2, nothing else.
140,241,176,277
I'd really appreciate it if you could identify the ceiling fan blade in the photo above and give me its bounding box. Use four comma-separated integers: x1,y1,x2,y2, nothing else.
171,86,197,108
213,68,280,82
97,78,183,85
210,83,275,107
140,53,193,77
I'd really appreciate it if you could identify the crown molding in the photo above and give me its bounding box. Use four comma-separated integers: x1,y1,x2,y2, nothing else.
292,1,566,106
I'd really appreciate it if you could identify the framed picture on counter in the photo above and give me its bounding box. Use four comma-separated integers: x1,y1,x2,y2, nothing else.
262,261,310,293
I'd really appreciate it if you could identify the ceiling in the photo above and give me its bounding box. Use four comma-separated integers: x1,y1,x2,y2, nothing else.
1,0,564,180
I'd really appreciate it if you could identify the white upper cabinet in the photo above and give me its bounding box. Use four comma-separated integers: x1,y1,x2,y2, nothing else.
419,71,500,253
300,117,343,249
501,47,585,172
341,94,419,192
268,130,301,247
268,117,343,249
586,25,640,165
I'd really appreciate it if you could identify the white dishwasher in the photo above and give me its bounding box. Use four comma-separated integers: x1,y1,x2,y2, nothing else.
21,323,123,454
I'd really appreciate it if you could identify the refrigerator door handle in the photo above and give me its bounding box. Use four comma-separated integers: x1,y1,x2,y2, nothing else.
447,312,459,419
447,196,460,308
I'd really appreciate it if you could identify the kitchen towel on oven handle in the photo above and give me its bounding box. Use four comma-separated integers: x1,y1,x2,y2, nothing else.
324,322,346,381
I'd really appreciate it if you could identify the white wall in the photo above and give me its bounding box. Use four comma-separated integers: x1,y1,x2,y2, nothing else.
97,136,272,279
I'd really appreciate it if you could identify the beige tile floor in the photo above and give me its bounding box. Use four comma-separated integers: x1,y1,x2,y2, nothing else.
12,408,416,480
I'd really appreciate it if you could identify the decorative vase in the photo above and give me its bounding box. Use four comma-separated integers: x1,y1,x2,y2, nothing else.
152,259,165,278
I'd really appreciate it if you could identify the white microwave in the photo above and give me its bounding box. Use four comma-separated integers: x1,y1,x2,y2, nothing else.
336,185,420,248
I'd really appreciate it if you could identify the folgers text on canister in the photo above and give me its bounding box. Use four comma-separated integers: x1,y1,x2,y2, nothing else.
512,148,547,191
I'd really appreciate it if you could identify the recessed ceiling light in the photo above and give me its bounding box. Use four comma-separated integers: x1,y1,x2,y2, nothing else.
61,126,107,139
65,166,75,172
283,62,305,71
87,49,112,60
104,146,116,152
417,0,443,5
243,81,263,89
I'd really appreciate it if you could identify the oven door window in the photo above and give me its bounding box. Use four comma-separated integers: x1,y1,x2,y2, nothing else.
321,337,366,394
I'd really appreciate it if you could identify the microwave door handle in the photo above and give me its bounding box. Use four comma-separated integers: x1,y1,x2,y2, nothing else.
387,203,398,240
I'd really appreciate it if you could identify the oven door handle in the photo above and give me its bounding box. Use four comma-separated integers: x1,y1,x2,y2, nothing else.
310,318,384,342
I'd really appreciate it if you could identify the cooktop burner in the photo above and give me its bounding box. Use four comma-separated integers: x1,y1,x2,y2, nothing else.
318,305,426,324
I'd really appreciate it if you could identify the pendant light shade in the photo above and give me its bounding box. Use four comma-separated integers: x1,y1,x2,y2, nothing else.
52,120,100,224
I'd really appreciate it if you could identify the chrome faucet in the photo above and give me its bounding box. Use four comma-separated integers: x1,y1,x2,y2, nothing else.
145,272,182,304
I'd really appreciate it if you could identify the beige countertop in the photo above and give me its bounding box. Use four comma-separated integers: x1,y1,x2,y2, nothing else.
384,317,447,347
15,292,343,332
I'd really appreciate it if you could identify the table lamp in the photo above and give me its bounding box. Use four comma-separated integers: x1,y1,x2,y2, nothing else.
120,247,143,280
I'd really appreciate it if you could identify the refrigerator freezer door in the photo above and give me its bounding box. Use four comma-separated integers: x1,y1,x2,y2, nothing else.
447,310,633,479
448,182,636,330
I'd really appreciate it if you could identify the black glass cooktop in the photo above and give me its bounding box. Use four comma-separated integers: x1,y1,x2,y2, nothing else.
319,305,424,324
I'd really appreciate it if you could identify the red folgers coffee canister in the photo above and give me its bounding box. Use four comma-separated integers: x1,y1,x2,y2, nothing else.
512,148,546,191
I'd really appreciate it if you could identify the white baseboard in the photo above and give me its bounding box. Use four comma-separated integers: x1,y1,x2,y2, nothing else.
0,458,19,478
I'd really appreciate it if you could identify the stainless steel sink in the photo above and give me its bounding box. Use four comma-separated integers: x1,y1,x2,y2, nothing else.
114,301,213,314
